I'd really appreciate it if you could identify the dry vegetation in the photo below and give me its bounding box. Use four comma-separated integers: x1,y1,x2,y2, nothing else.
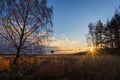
0,54,120,80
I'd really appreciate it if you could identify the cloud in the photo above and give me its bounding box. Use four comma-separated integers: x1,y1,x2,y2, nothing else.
44,34,88,54
49,34,81,49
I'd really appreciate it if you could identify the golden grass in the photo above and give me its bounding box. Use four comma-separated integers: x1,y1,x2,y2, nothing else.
0,54,120,80
0,56,10,71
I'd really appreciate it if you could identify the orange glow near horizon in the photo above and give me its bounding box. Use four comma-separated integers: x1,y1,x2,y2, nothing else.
89,47,94,52
88,47,96,60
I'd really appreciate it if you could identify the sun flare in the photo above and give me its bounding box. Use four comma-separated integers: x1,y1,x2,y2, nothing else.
89,47,94,52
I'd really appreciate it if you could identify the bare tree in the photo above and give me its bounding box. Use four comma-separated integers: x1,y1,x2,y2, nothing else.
0,0,53,59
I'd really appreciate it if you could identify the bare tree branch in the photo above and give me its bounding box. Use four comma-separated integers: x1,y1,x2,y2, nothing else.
0,0,53,59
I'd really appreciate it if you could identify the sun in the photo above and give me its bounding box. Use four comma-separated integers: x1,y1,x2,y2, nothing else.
89,47,95,60
89,47,94,52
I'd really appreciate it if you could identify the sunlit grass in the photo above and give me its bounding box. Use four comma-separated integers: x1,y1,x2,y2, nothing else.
0,54,120,80
0,56,10,71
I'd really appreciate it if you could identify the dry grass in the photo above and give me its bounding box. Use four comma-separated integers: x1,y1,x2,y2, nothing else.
0,54,120,80
0,56,10,71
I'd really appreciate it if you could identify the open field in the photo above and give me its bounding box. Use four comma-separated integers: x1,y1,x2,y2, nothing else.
0,54,120,80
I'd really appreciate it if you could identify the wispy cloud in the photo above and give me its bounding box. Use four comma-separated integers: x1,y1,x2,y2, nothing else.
44,34,88,54
49,34,81,49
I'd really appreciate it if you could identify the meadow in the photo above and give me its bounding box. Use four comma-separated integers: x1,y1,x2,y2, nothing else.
0,53,120,80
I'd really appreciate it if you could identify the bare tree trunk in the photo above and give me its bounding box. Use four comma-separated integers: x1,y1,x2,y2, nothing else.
12,48,21,65
16,48,20,59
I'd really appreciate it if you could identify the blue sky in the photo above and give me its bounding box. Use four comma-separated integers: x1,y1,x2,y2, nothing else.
47,0,120,48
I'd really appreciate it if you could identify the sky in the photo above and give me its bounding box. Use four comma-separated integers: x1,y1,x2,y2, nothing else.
47,0,120,49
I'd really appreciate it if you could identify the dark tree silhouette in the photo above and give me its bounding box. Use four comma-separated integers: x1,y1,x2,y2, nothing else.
104,19,114,48
0,0,53,59
87,5,120,55
87,23,96,48
111,13,120,48
95,20,104,48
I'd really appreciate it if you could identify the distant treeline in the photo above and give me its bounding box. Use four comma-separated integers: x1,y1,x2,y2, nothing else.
87,6,120,55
